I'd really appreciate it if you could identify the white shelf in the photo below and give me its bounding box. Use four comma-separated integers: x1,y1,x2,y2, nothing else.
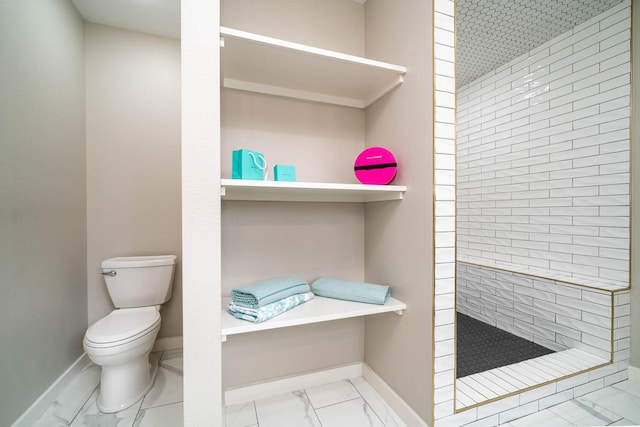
220,179,407,203
220,27,407,108
221,295,406,340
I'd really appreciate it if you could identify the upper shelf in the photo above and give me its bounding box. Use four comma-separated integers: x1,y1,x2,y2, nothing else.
220,27,408,108
221,179,407,203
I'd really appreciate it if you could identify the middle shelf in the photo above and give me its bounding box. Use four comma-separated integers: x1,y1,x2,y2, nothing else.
220,179,407,203
221,295,407,340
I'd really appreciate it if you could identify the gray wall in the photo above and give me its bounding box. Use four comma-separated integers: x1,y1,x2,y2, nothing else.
85,23,182,338
0,2,87,425
364,0,434,422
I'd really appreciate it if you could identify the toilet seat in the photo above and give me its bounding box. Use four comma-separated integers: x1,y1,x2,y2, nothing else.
85,307,160,348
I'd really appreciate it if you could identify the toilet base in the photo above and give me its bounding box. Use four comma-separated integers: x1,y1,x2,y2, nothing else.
96,351,159,413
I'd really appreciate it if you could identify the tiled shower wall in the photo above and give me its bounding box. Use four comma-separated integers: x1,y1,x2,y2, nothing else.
457,1,631,286
432,0,457,423
457,261,613,360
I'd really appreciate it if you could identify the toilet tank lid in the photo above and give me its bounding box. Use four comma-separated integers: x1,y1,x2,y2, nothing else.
102,255,177,269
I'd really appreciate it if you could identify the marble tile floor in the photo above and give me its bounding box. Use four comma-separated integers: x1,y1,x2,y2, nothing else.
504,378,640,427
34,349,184,427
32,349,406,427
32,348,640,427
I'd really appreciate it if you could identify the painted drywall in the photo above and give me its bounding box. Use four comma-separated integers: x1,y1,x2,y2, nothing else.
219,0,368,389
457,2,631,286
221,0,365,56
364,0,435,423
85,24,182,337
0,2,86,425
182,0,222,423
630,0,640,369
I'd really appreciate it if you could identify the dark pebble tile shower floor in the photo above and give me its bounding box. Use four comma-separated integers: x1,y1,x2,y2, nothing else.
456,312,555,378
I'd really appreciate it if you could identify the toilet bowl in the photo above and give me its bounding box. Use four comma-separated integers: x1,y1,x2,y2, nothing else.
84,306,161,412
83,255,176,413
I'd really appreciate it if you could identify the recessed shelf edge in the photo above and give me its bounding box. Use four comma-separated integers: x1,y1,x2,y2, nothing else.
221,295,407,340
220,179,407,203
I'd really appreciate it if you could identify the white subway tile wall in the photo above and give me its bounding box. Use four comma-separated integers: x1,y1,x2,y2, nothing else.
456,1,631,288
433,0,457,423
432,1,633,425
457,262,613,360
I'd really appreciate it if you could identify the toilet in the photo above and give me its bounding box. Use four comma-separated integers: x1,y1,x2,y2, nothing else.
83,255,177,413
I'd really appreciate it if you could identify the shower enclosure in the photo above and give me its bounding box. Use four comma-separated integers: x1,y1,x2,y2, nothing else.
432,0,632,424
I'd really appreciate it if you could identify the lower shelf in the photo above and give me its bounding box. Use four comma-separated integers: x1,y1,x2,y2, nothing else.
221,295,406,340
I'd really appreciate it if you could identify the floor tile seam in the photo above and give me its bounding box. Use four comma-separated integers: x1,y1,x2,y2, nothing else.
139,398,184,412
579,388,640,411
67,383,101,426
546,398,624,426
346,379,391,426
571,397,625,425
609,382,640,400
250,400,258,427
301,389,325,427
310,395,364,410
136,399,184,414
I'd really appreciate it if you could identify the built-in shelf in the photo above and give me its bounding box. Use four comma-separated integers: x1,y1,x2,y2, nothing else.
220,179,407,203
220,26,407,108
221,295,406,340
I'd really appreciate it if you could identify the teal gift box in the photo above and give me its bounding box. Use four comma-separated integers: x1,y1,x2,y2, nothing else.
274,165,296,182
232,149,266,180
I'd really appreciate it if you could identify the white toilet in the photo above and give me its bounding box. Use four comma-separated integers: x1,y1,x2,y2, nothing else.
83,255,177,413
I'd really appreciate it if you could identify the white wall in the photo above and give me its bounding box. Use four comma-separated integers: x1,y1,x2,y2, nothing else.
0,2,86,425
181,0,222,423
457,2,631,287
85,24,182,337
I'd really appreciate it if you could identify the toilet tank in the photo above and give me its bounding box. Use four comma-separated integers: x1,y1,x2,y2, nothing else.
101,255,177,308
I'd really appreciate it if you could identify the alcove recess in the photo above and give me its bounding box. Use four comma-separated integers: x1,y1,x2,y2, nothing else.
217,1,433,421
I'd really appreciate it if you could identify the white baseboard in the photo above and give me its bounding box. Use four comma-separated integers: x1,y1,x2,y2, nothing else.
11,353,90,427
153,336,183,352
363,363,429,427
224,363,363,406
11,336,182,427
629,365,640,382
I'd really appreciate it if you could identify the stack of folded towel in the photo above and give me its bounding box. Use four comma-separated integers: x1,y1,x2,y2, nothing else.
228,277,314,323
311,277,390,305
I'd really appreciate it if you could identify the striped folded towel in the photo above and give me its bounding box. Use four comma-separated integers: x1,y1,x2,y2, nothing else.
231,277,310,309
311,277,390,305
228,292,314,323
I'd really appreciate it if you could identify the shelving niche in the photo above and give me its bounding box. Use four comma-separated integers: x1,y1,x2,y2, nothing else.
219,24,408,338
220,26,408,108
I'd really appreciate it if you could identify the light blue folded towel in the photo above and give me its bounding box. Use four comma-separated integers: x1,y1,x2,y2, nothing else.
311,277,390,305
228,292,314,323
231,277,310,309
